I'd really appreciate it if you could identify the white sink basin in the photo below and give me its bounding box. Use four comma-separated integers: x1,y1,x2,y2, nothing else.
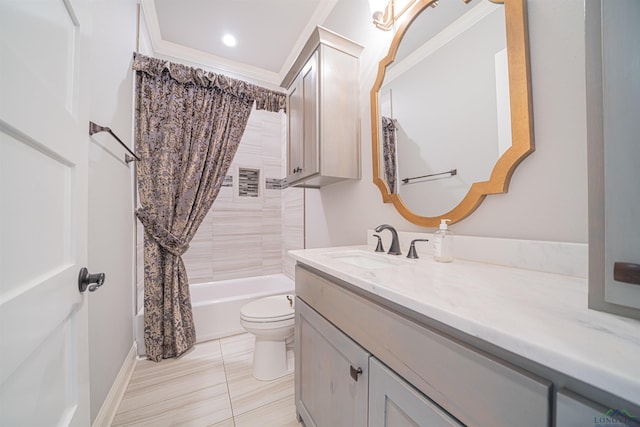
325,250,405,269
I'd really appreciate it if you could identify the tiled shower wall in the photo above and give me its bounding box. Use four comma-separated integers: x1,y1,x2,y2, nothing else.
135,108,304,311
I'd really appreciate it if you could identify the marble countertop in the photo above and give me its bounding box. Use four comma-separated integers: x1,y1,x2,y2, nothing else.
289,245,640,404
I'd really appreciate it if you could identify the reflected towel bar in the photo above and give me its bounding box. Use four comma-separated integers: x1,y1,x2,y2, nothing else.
402,169,457,184
89,121,140,163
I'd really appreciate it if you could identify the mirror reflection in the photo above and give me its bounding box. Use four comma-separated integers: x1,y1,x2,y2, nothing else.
371,0,533,227
381,1,507,217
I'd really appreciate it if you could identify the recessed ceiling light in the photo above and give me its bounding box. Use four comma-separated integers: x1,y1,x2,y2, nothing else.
222,34,237,47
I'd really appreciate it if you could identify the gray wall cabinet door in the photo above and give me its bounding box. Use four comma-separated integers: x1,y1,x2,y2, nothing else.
295,298,369,427
602,0,640,310
286,51,318,184
587,0,640,318
369,358,463,427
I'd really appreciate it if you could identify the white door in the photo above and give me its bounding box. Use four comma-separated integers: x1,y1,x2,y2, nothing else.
0,0,92,425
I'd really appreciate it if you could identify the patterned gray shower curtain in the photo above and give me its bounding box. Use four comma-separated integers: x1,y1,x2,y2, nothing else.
382,116,398,194
133,53,286,361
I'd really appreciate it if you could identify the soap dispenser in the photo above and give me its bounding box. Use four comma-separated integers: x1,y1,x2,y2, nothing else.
433,219,453,263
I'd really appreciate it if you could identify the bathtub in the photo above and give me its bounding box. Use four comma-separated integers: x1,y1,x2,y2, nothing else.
135,273,294,356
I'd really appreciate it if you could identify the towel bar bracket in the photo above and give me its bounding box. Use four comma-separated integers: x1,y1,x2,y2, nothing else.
89,121,140,163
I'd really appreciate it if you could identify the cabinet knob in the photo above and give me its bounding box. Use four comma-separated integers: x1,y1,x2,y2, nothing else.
350,365,363,381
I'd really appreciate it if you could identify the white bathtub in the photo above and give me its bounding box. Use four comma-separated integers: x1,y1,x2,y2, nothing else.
135,273,294,356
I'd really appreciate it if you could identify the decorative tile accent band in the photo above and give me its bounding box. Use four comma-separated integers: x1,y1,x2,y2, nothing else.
266,178,288,190
223,175,287,190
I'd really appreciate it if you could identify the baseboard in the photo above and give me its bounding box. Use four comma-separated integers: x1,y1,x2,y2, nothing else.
92,342,138,427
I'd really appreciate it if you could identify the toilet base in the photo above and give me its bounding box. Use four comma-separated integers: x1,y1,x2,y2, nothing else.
252,337,294,381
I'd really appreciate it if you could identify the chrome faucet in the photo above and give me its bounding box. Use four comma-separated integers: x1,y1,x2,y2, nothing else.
374,224,401,255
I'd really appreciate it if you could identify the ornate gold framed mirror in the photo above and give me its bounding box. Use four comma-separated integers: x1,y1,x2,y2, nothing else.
371,0,533,227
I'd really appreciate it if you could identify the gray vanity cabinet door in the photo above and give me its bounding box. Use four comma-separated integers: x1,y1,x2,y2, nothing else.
369,358,463,427
556,390,608,427
295,298,369,427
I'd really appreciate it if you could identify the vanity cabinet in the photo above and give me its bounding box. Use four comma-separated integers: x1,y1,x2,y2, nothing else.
556,390,607,427
295,297,369,427
294,263,640,426
555,389,639,427
296,295,460,427
281,26,363,188
295,264,551,427
369,357,462,427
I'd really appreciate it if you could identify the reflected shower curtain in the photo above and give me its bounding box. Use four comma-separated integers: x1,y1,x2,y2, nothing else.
382,116,398,194
133,53,286,361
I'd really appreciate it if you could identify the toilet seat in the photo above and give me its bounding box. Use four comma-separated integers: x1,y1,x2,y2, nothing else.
240,294,294,323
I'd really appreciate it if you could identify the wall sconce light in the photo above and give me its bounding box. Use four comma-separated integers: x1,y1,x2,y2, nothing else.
369,0,435,31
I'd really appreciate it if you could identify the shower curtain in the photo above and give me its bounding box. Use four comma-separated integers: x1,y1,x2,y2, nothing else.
133,53,286,361
382,116,398,194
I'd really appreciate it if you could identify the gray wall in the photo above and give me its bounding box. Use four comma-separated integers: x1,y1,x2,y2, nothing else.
307,0,587,246
87,0,137,422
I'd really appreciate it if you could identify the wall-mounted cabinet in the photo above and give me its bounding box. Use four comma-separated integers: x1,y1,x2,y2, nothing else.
281,26,363,188
586,0,640,320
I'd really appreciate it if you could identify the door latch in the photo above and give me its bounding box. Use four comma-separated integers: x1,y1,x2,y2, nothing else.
78,268,106,293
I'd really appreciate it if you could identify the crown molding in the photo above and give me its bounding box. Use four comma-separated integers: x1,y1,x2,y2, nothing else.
139,0,338,89
276,0,339,84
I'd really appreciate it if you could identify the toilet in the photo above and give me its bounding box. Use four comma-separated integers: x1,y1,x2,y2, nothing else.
240,294,295,381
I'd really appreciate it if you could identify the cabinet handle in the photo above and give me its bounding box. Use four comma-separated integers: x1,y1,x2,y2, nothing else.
614,262,640,285
349,365,363,381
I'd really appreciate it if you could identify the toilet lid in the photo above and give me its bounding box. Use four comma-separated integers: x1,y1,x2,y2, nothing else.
240,294,295,322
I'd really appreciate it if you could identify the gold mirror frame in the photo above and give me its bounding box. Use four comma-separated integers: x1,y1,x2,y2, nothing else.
371,0,534,227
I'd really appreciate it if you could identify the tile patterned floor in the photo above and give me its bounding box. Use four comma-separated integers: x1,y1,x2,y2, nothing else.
112,333,301,427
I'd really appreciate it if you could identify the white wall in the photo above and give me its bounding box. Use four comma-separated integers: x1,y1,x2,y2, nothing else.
307,0,588,245
87,0,137,422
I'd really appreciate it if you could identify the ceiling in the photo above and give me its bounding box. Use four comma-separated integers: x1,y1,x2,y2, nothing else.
140,0,340,88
